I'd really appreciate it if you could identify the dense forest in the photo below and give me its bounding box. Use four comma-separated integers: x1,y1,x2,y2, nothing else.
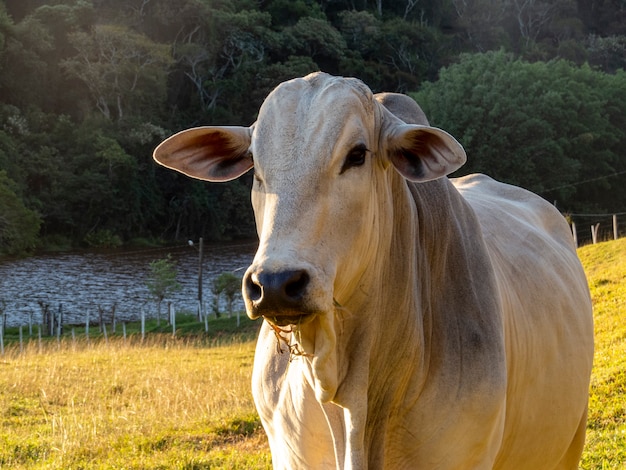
0,0,625,254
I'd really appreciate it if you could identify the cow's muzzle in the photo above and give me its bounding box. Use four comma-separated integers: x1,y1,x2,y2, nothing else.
243,269,316,324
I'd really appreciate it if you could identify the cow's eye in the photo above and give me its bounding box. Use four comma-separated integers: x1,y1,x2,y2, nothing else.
341,145,368,173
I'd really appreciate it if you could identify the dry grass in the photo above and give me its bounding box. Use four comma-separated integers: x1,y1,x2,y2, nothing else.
0,335,272,469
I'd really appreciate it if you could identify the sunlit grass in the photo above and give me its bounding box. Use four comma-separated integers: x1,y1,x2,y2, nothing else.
0,331,272,469
579,238,626,469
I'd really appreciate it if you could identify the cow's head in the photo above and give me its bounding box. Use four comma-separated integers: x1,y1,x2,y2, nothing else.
154,73,465,397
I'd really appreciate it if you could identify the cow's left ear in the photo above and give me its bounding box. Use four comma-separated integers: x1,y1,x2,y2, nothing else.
385,123,466,182
153,126,253,182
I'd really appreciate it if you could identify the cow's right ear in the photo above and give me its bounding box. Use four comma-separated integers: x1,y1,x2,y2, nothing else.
153,126,253,182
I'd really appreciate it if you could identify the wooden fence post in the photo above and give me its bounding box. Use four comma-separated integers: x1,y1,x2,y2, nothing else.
613,214,618,240
85,310,90,339
56,304,62,342
170,303,176,337
141,307,146,341
49,305,53,337
98,305,104,333
111,304,117,334
591,223,600,244
0,311,5,352
571,222,577,247
196,237,204,320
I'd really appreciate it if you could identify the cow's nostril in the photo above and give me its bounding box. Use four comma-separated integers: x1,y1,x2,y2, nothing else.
245,272,263,302
284,270,310,300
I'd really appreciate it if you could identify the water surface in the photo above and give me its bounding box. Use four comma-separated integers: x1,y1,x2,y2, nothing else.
0,242,257,328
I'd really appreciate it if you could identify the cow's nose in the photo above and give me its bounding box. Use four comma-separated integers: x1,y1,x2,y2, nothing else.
244,269,310,314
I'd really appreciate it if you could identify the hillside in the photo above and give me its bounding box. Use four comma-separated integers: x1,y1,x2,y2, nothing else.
578,238,626,468
2,0,626,254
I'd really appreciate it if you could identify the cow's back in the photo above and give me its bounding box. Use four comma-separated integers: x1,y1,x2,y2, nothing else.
454,173,593,468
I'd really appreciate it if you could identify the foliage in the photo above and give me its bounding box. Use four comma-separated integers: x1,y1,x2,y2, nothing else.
412,51,626,214
145,255,181,321
83,229,122,248
212,272,243,317
62,24,173,121
0,169,41,255
0,0,625,250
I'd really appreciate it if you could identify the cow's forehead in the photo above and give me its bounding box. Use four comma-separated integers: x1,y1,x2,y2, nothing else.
252,73,376,163
264,72,374,114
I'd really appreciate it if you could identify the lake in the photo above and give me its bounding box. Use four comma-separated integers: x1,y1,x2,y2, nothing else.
0,241,257,328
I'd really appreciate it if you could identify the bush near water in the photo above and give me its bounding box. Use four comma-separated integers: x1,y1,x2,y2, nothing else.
0,239,625,468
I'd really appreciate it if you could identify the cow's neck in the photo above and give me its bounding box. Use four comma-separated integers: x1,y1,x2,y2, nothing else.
325,174,492,466
332,175,464,382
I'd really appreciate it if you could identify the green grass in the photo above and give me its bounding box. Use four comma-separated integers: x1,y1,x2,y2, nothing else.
1,240,624,468
1,313,261,346
0,317,272,469
579,238,626,469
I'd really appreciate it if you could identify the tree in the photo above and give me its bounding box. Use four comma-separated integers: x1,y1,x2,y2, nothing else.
451,0,509,51
509,0,558,48
263,0,325,26
338,9,381,57
282,16,347,71
378,18,432,88
0,170,41,255
412,50,625,213
166,6,275,120
145,255,181,325
62,24,173,121
211,272,242,318
2,109,146,243
0,2,97,116
585,34,626,73
0,11,53,110
2,0,625,252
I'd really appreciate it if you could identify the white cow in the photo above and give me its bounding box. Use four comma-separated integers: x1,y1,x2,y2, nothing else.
153,72,594,469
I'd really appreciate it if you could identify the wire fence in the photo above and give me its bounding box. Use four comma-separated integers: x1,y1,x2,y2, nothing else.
568,212,626,247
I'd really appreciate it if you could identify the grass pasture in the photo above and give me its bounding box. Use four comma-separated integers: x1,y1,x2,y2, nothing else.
1,239,625,468
0,319,273,469
579,238,626,469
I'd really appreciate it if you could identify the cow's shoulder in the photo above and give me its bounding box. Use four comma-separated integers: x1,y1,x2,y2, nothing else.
452,173,573,248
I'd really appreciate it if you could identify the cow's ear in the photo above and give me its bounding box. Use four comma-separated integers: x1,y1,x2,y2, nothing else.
153,126,253,182
386,123,466,182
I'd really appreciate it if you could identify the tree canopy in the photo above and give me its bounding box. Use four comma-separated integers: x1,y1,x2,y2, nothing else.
0,0,624,254
412,51,626,214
